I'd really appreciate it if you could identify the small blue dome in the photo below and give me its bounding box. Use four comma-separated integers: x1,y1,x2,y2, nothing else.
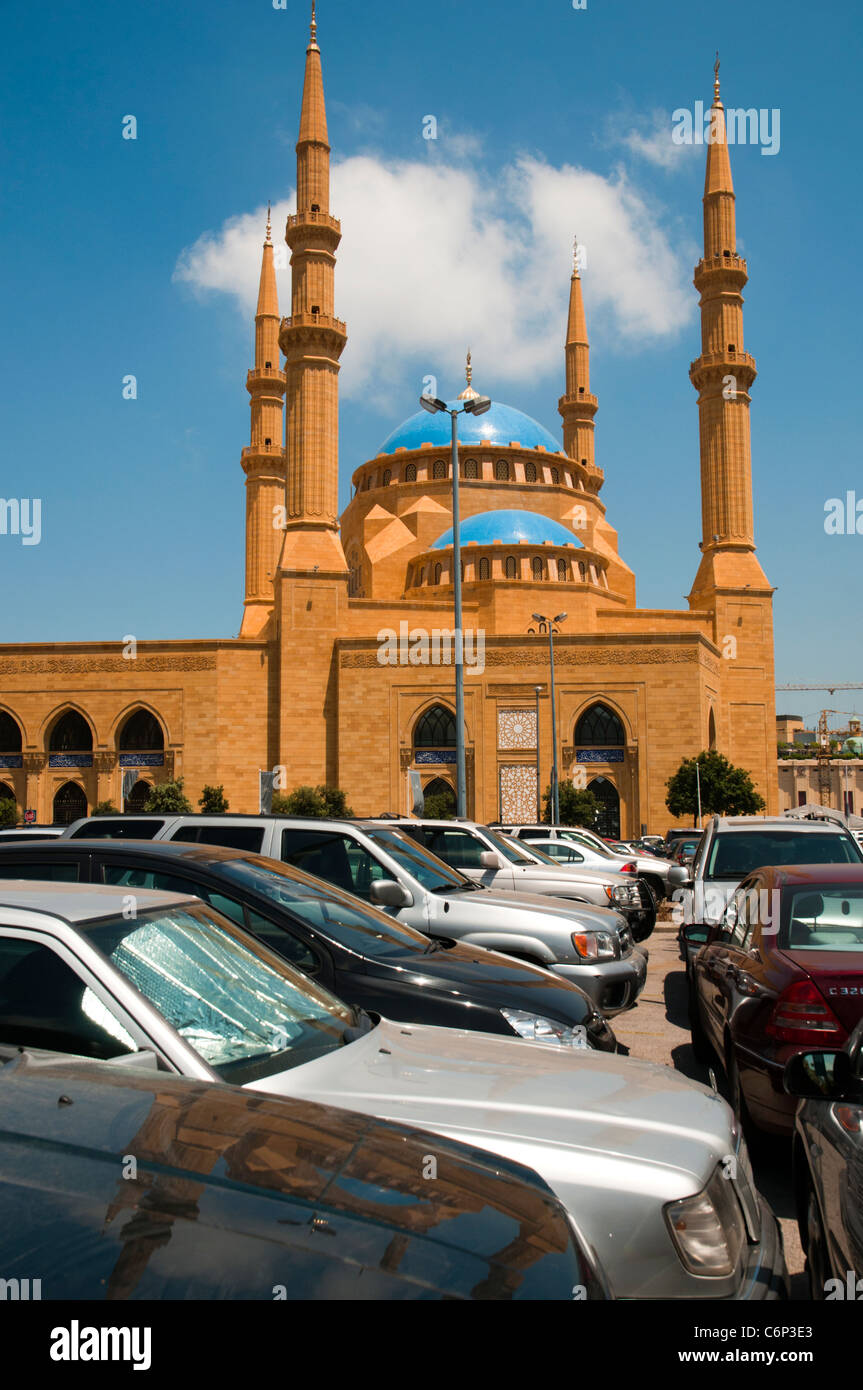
377,400,563,456
432,509,583,550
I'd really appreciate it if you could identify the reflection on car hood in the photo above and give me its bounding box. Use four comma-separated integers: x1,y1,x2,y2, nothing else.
257,1019,733,1196
0,1052,586,1300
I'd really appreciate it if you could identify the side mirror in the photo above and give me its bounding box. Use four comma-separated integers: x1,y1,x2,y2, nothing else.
667,866,691,887
369,879,413,909
783,1050,860,1101
682,923,709,946
480,850,504,869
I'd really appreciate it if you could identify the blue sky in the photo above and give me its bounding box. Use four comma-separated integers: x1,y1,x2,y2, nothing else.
1,0,860,725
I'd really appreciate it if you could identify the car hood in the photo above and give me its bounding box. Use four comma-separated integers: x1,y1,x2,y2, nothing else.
255,1019,733,1198
0,1052,586,1300
447,886,627,933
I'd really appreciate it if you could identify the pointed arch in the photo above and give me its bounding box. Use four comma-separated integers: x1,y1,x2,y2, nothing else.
574,702,626,746
117,708,165,751
414,704,456,749
47,709,94,753
53,781,88,825
0,711,22,752
708,707,717,750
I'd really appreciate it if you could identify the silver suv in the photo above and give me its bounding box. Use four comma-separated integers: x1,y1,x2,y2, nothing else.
671,813,863,948
61,813,646,1014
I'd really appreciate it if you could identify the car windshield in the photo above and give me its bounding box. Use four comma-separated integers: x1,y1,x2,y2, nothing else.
505,839,558,866
782,886,863,952
705,830,862,881
364,828,471,892
217,855,432,957
480,827,537,864
83,904,355,1084
560,830,614,858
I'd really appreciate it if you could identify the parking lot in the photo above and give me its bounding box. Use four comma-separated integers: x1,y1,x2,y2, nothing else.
614,924,807,1298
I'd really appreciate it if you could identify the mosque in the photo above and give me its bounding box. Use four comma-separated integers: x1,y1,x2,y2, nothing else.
0,14,778,835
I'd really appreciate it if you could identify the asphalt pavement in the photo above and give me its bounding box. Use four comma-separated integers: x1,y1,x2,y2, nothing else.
613,924,808,1300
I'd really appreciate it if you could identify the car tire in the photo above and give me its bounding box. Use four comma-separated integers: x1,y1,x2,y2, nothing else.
689,983,712,1063
804,1181,829,1300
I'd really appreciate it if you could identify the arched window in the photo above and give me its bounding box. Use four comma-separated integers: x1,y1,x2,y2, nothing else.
53,781,87,825
0,782,16,806
525,461,537,483
432,459,447,480
575,703,625,746
414,705,456,749
463,458,478,479
433,562,442,585
382,468,392,486
495,459,510,482
404,463,417,482
708,708,717,750
417,566,425,586
551,467,560,485
531,556,544,581
478,556,490,580
118,710,164,751
347,550,362,597
557,558,567,582
363,474,372,490
578,561,587,581
505,555,517,579
0,712,22,751
49,711,93,753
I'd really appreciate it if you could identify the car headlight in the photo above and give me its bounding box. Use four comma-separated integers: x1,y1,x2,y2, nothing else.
571,930,618,961
664,1165,746,1277
606,883,640,908
500,1008,590,1048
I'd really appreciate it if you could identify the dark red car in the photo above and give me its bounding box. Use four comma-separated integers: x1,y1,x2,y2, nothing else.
688,864,863,1136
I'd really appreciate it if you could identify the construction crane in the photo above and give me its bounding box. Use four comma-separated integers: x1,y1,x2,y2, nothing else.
777,683,863,693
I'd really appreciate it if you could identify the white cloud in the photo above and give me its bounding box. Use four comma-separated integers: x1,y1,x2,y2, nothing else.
173,152,694,407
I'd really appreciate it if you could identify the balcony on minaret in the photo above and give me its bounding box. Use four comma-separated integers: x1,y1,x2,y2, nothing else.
286,210,340,233
280,311,346,335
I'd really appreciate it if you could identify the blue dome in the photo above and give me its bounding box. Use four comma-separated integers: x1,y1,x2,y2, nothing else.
377,400,563,456
432,509,583,550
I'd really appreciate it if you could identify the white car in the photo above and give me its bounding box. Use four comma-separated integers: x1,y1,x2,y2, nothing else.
500,824,672,903
0,881,786,1301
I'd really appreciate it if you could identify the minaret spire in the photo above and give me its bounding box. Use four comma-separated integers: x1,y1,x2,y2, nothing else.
558,234,599,483
239,209,287,637
278,4,348,567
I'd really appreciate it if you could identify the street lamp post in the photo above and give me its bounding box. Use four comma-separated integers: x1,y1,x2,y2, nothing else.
534,684,542,822
532,612,567,824
420,386,491,818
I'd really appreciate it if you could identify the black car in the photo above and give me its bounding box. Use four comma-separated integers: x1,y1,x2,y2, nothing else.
0,839,617,1051
0,1046,607,1300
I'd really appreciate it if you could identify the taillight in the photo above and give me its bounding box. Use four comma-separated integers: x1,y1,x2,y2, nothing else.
620,861,637,874
766,979,847,1046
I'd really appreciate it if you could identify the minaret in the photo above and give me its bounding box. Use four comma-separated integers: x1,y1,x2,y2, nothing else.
278,0,348,574
689,58,762,580
688,58,777,815
558,237,600,484
239,206,287,638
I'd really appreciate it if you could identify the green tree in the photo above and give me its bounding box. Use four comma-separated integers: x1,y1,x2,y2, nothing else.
198,784,229,813
0,798,18,828
144,777,193,814
665,749,765,819
542,782,598,827
423,791,457,820
93,800,119,816
272,785,354,818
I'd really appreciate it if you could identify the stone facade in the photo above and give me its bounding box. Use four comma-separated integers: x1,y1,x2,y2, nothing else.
0,28,778,835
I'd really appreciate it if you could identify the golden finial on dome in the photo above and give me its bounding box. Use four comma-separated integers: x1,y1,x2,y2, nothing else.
310,0,318,48
456,349,480,401
713,51,721,101
265,201,272,244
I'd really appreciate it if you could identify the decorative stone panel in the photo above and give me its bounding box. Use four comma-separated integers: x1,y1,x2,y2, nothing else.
497,708,537,751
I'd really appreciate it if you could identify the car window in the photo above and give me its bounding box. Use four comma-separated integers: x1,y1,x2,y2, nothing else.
99,862,250,927
279,829,394,901
706,830,862,880
425,828,486,869
69,819,163,839
0,937,137,1057
0,860,81,881
169,825,265,852
547,842,584,863
245,906,322,975
782,887,863,952
363,829,468,893
82,904,356,1084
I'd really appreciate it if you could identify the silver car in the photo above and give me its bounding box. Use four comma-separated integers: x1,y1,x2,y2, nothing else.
0,883,787,1300
501,823,673,903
